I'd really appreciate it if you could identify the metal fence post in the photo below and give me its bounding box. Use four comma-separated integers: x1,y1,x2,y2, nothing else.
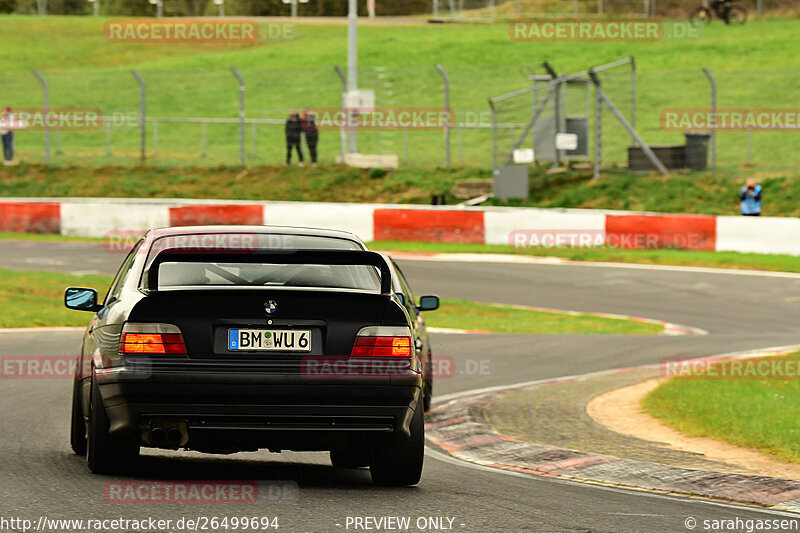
251,122,257,158
553,81,562,166
153,120,158,154
201,122,207,158
589,69,668,175
489,99,498,170
347,0,358,154
593,82,601,179
630,55,636,135
702,67,716,176
435,64,451,167
403,127,409,164
746,127,752,165
333,66,347,164
131,70,146,164
105,120,112,156
458,125,464,163
231,67,245,166
32,70,50,165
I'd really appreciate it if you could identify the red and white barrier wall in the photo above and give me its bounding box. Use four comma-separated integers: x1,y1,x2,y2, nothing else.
1,198,799,256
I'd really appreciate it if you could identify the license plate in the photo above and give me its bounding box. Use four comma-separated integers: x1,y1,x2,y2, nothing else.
228,329,311,352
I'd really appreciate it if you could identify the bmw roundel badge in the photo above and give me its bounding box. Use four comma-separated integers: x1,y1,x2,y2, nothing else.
264,300,278,315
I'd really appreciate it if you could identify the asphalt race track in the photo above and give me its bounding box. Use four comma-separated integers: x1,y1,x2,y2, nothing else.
2,240,800,532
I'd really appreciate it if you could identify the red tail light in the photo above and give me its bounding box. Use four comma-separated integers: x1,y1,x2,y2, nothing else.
350,326,413,357
119,323,187,355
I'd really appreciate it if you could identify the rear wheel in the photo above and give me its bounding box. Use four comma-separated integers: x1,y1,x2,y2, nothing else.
423,376,433,413
70,377,87,456
423,353,433,412
86,376,139,474
370,403,424,486
330,449,370,468
689,6,713,25
728,4,747,23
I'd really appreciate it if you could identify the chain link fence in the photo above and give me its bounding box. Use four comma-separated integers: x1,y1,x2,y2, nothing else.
3,63,799,175
433,0,783,19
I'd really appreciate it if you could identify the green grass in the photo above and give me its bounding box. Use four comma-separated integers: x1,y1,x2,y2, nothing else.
4,164,800,216
643,354,800,464
0,231,799,274
0,269,111,327
427,298,663,334
0,16,799,172
0,269,659,332
0,231,101,242
0,163,481,203
372,241,800,272
493,170,800,216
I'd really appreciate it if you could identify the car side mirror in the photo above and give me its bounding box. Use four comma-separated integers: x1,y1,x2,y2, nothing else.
417,295,440,312
64,287,102,312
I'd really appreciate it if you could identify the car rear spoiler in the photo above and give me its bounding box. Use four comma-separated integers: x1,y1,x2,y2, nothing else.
145,249,393,294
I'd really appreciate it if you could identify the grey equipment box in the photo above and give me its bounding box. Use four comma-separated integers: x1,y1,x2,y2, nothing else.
493,165,529,200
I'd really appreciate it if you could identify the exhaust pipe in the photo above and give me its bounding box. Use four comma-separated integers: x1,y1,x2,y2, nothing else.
167,427,183,445
150,427,166,445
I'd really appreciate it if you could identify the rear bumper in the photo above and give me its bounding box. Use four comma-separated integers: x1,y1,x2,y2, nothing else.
95,364,422,452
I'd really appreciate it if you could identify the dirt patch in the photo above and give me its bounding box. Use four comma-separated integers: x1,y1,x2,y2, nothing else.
587,379,800,480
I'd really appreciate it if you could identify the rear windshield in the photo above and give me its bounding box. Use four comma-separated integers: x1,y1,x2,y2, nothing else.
156,261,380,291
143,233,380,291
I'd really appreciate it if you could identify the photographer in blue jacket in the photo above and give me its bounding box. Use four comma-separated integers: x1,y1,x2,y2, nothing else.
740,179,762,216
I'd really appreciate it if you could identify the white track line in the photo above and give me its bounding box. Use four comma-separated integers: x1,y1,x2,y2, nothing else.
427,343,800,514
388,251,800,279
431,343,800,406
0,327,85,334
424,446,800,517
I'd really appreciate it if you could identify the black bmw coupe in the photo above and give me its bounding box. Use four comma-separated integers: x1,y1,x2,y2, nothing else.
65,226,438,486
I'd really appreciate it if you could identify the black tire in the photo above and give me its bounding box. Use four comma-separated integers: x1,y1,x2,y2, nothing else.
330,449,370,469
728,4,747,23
689,6,713,25
423,354,433,413
86,376,139,474
70,378,87,456
370,403,424,486
423,376,433,413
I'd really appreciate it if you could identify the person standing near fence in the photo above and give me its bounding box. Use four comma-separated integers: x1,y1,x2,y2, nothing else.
740,179,762,216
300,108,318,165
285,109,304,166
1,107,15,165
